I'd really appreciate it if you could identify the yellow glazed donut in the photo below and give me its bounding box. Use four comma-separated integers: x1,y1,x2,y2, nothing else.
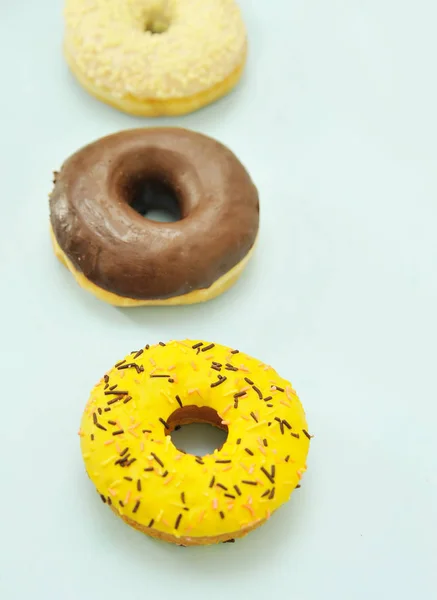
64,0,247,116
80,340,312,546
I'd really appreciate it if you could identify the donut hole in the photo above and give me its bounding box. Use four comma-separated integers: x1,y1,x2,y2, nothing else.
129,177,182,223
166,406,228,457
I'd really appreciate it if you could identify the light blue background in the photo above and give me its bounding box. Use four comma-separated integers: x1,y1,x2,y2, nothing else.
1,1,436,599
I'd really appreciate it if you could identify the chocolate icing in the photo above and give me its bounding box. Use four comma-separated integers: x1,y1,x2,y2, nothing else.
49,128,259,300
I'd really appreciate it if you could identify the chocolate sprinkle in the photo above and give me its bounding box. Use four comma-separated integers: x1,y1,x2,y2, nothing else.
91,434,94,441
192,342,203,349
271,465,276,479
119,500,124,507
104,374,109,383
244,377,254,385
151,452,164,467
159,417,170,429
175,514,182,529
291,432,300,439
224,493,236,499
236,438,241,445
123,396,132,404
96,424,107,431
98,408,102,415
133,500,141,513
244,448,254,456
109,384,118,391
201,343,215,352
126,458,137,467
263,439,268,447
137,480,142,492
211,365,221,372
92,413,97,425
181,492,185,504
107,398,120,405
274,386,285,392
112,430,124,436
209,476,216,488
234,391,246,399
175,395,183,407
261,467,275,484
124,477,133,481
219,511,225,520
144,467,154,472
211,377,227,388
303,429,313,439
114,360,126,368
283,420,291,430
100,494,107,503
263,396,272,402
145,344,150,350
261,489,271,498
269,487,276,500
151,374,170,378
234,485,242,496
148,519,155,527
104,408,111,412
252,386,263,399
162,470,169,478
108,420,117,426
119,363,144,374
231,349,239,354
225,364,238,372
159,342,166,346
234,400,239,409
266,404,274,407
105,390,128,396
216,483,228,491
250,411,258,423
285,455,290,462
120,447,129,456
215,459,231,464
142,429,152,434
168,378,174,383
241,480,258,486
107,497,112,505
133,349,144,359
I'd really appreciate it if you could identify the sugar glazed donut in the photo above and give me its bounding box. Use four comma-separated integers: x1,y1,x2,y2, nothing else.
79,340,312,546
64,0,247,116
49,128,259,307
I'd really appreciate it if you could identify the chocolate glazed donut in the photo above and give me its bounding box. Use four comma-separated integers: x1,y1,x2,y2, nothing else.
49,128,259,306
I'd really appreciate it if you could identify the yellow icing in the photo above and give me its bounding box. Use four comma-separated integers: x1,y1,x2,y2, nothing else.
64,0,247,115
80,340,311,541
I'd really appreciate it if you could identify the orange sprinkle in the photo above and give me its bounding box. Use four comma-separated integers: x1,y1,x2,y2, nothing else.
221,465,232,472
163,476,174,485
205,354,214,360
140,442,145,451
239,462,250,473
174,454,183,461
77,430,84,437
239,365,250,372
247,495,253,505
221,420,231,426
249,465,255,474
108,488,117,496
149,358,156,366
154,439,163,444
212,498,218,510
124,490,131,505
104,439,115,446
258,445,267,456
162,518,170,527
128,429,139,438
168,365,176,371
240,414,249,421
242,504,255,517
115,442,121,452
297,469,305,479
184,524,194,534
280,400,292,408
227,503,235,511
225,389,238,397
266,509,272,519
172,376,179,384
286,386,297,400
221,404,233,416
190,361,198,371
198,510,206,523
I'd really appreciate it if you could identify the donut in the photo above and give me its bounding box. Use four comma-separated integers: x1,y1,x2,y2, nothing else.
64,0,247,116
79,340,311,546
49,128,259,307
